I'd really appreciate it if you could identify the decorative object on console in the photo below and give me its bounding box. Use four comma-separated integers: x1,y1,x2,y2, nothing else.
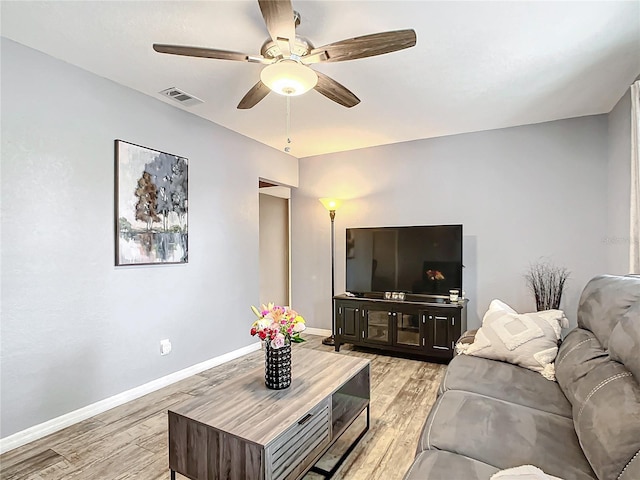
115,140,188,266
250,303,306,389
319,198,343,347
525,259,570,311
456,299,569,380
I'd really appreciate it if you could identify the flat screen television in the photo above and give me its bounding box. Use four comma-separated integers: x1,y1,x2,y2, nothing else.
345,225,462,296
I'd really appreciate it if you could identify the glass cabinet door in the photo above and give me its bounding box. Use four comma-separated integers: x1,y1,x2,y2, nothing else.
396,312,421,347
364,309,391,344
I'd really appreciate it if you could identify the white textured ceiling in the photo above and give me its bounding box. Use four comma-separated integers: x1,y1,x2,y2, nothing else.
2,1,639,158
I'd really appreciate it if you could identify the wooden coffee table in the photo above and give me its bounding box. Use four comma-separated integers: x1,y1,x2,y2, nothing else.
168,348,370,480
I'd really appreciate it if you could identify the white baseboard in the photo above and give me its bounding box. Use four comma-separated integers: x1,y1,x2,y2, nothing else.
0,341,262,454
304,327,333,337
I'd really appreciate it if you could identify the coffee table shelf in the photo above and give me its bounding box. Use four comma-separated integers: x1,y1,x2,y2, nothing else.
168,349,370,480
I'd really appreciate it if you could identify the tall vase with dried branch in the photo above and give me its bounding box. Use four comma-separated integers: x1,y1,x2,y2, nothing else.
525,260,570,311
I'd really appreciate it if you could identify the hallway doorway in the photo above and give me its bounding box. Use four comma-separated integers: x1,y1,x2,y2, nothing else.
258,181,290,306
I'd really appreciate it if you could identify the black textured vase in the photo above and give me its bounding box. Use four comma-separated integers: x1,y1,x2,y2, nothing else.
264,342,292,390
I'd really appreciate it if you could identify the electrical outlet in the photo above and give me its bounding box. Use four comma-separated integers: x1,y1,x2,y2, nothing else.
160,339,172,356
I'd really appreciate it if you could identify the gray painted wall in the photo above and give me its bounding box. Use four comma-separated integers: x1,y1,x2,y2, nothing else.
0,39,297,438
607,89,632,273
291,116,609,331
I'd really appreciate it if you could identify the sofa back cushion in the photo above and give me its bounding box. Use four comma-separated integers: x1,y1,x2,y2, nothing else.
609,301,640,381
555,329,609,402
556,275,640,480
577,275,640,350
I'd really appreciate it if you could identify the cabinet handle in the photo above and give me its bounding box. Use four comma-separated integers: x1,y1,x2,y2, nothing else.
338,328,342,334
422,338,425,347
388,312,391,316
422,315,426,324
339,307,342,314
452,341,455,350
355,308,359,313
298,413,314,425
362,331,365,339
451,318,455,326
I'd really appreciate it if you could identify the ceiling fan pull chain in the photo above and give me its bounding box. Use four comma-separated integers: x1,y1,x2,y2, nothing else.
284,96,292,152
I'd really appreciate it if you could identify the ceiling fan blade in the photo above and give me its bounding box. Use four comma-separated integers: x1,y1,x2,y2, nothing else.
300,50,329,65
314,71,360,108
308,29,417,63
258,0,296,56
153,44,270,64
237,80,271,109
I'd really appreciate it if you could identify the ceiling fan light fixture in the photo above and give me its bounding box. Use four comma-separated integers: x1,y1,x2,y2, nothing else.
260,60,318,96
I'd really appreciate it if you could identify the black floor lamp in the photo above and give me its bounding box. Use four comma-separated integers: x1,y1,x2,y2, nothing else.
319,198,342,346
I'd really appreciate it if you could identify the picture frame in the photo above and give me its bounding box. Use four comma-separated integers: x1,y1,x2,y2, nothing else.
115,140,188,266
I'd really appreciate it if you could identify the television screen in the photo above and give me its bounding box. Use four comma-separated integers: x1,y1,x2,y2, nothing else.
345,225,462,295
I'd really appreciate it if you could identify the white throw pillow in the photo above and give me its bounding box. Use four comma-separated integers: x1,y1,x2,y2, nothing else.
456,300,568,381
491,465,565,480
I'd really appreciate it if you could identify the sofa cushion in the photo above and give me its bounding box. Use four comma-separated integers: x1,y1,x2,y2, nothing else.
403,450,498,480
571,360,640,480
619,454,640,480
458,299,566,380
555,328,609,407
556,327,640,480
609,300,640,381
440,354,572,418
418,390,596,480
576,274,640,349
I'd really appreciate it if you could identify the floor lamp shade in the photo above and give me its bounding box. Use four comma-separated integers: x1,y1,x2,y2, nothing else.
319,198,343,212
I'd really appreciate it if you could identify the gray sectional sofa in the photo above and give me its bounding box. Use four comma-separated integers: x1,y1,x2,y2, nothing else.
404,274,640,480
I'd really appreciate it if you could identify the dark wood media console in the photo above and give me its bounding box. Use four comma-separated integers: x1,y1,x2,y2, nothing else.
334,293,468,362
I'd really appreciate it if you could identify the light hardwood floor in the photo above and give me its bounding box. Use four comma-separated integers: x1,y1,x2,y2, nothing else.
0,336,446,480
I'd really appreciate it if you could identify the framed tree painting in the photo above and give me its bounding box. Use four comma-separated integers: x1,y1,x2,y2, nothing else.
115,140,188,265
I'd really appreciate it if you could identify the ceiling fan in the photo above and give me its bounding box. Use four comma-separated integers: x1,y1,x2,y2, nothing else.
153,0,416,109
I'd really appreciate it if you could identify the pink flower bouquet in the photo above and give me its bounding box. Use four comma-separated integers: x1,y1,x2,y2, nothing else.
250,303,306,349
